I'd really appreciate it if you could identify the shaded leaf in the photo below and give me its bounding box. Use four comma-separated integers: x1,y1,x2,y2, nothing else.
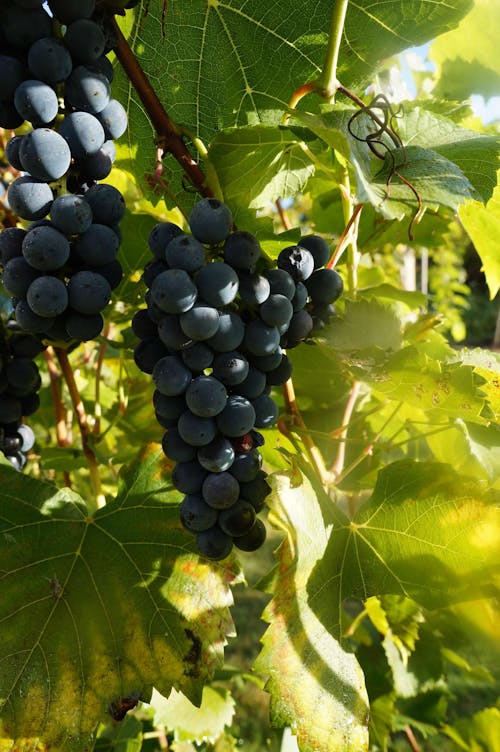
0,448,239,752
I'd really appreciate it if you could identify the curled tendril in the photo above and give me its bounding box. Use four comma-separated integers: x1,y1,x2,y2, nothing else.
346,93,422,240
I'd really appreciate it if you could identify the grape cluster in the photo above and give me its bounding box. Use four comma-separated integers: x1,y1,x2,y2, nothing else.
0,0,126,343
0,327,43,471
133,198,344,560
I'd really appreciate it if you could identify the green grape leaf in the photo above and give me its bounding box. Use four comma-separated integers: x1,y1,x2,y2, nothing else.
430,0,500,101
255,472,370,752
208,125,318,224
444,707,500,752
294,105,499,221
305,459,499,636
0,447,239,752
324,298,404,352
114,1,473,199
150,686,235,743
459,183,500,299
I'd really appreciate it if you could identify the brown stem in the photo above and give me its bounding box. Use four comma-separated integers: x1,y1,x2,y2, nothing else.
93,322,111,436
328,203,363,268
55,348,106,509
405,726,421,752
44,348,72,487
276,198,291,230
282,377,333,487
112,19,212,197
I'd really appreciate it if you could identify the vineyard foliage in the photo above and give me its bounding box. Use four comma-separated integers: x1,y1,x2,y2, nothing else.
0,1,499,752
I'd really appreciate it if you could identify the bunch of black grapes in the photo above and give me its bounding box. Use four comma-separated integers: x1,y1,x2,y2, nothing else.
133,198,343,560
0,0,128,343
0,326,44,470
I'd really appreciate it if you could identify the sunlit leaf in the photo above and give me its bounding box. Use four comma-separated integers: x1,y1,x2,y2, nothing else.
0,448,239,752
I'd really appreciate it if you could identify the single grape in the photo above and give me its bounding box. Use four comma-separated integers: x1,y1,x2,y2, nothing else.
162,428,197,462
64,20,105,65
153,391,186,421
58,111,105,159
22,226,70,271
78,147,113,180
292,281,308,311
65,66,110,114
218,499,256,537
148,221,183,260
99,261,123,291
3,5,52,51
180,494,218,533
216,395,256,438
202,472,240,509
5,136,25,172
0,101,25,130
264,268,296,300
229,449,262,483
0,395,22,424
7,176,53,221
185,375,227,418
151,269,197,314
180,303,219,341
212,351,249,386
134,337,168,373
234,518,267,551
165,234,206,273
48,0,96,23
277,245,314,282
84,184,126,225
181,342,214,372
14,299,53,333
172,460,208,494
27,38,73,84
252,394,279,428
233,366,266,399
285,309,314,347
0,55,27,100
0,227,26,265
223,231,261,271
177,410,217,447
153,355,192,396
14,79,59,125
196,527,233,560
266,354,292,386
196,262,239,307
27,276,68,318
65,311,104,341
259,294,293,328
206,311,245,353
2,257,39,297
50,195,93,235
305,268,344,304
239,470,271,511
189,198,233,244
250,348,283,373
157,315,192,351
96,99,128,140
67,271,111,315
6,358,40,396
243,320,280,357
238,272,270,306
197,437,235,473
298,234,330,269
72,224,120,267
16,424,36,452
8,332,45,359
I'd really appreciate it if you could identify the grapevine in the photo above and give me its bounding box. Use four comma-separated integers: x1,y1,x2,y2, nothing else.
0,1,498,751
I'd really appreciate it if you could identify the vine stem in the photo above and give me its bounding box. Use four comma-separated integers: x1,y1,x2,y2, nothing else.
405,726,422,752
282,377,334,487
44,348,72,488
276,198,291,230
330,381,361,480
112,19,212,196
55,348,106,509
339,168,361,295
319,0,349,98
